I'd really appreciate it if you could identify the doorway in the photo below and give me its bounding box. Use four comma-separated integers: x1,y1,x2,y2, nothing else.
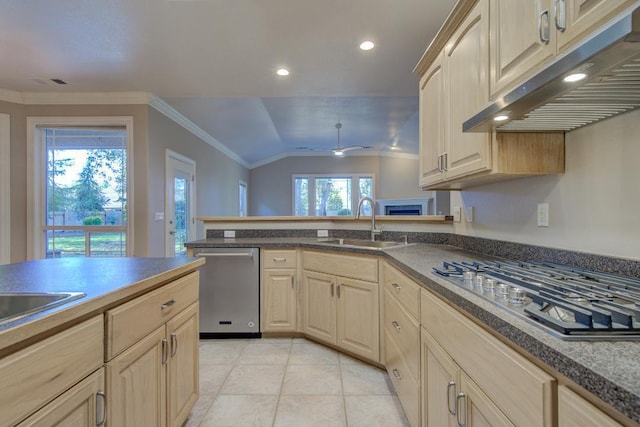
165,150,196,257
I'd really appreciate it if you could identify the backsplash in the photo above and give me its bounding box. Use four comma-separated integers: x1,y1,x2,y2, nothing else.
205,229,639,278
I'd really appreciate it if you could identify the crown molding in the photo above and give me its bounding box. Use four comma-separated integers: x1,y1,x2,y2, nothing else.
0,88,24,104
21,91,152,105
148,95,249,168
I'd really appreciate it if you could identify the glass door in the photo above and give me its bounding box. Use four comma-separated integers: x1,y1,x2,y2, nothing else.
166,152,196,257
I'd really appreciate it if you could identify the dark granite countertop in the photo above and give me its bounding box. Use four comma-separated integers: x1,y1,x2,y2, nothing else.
188,237,640,424
0,257,204,353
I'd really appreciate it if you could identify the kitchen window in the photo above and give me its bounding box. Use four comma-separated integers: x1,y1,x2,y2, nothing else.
293,174,374,216
239,180,248,216
27,117,133,259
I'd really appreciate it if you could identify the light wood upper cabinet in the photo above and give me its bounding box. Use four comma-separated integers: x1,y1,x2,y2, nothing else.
445,0,492,180
419,52,447,187
262,249,298,333
557,0,639,53
489,0,556,96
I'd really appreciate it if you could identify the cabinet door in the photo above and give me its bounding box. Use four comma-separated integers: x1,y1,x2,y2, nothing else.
303,270,337,344
167,303,199,427
558,386,623,427
421,329,459,427
489,0,556,96
17,368,105,427
460,374,515,427
419,51,446,187
107,325,167,427
557,0,638,52
263,269,297,332
336,277,379,362
445,0,492,180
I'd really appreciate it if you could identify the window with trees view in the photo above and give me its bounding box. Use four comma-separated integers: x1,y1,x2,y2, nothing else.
293,174,374,216
44,127,127,258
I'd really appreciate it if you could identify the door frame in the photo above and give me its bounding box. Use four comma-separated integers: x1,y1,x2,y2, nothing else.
0,114,10,264
165,149,196,256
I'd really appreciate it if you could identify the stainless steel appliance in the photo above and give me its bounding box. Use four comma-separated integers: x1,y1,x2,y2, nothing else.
193,247,260,338
434,260,640,340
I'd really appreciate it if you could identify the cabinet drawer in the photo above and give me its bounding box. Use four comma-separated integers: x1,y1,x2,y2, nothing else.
421,289,554,427
384,289,420,380
263,249,297,269
0,316,104,427
383,263,421,319
106,271,199,360
385,330,420,427
303,250,378,282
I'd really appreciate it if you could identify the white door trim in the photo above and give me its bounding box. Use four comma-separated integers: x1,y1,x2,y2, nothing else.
0,114,10,264
26,116,134,260
165,149,196,256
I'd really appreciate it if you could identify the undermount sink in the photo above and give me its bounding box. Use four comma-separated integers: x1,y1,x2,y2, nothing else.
315,238,411,249
0,292,86,325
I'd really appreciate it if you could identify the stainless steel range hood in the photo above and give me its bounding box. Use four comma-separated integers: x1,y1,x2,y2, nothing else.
464,6,640,133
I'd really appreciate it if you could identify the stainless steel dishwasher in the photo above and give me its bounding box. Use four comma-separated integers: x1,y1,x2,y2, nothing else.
193,247,260,338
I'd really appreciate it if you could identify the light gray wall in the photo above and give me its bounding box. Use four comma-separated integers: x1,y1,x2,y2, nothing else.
147,108,249,255
249,155,427,216
450,108,640,260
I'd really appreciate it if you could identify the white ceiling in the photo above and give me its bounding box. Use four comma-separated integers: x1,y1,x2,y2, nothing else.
0,0,456,167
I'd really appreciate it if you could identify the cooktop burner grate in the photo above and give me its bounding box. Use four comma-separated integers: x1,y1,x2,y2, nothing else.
434,261,640,340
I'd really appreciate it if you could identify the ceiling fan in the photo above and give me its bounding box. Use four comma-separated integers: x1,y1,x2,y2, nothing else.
296,123,372,157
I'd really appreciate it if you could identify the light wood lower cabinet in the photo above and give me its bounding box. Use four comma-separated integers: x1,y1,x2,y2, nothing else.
302,250,380,362
17,368,106,427
558,386,623,427
262,249,298,333
105,272,200,427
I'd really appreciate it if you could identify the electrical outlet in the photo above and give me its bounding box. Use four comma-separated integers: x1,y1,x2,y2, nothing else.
453,206,462,222
317,229,329,237
223,230,236,238
537,203,549,227
465,206,474,223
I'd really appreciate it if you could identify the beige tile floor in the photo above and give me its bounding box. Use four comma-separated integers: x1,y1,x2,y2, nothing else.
184,337,410,427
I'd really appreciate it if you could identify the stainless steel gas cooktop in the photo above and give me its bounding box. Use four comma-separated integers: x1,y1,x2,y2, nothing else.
434,260,640,340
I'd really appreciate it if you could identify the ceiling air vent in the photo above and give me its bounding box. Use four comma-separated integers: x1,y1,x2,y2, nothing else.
50,78,67,85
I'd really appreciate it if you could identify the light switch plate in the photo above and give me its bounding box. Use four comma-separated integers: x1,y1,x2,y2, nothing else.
453,206,461,222
224,230,236,238
537,203,549,227
317,229,329,237
154,212,164,221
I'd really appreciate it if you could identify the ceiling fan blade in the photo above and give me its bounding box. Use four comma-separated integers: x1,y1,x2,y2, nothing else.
339,145,372,152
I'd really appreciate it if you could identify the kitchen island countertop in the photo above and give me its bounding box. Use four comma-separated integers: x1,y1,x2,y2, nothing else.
187,237,640,424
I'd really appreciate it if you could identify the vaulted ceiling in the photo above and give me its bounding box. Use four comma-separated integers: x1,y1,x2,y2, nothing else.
0,0,456,167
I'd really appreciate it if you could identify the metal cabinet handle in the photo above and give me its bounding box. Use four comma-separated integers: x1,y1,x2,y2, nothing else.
555,0,566,31
391,320,401,331
161,338,168,365
291,276,295,289
96,391,107,426
331,283,335,297
447,381,457,415
456,392,467,427
443,153,448,171
539,9,550,44
437,154,443,172
337,284,341,298
392,368,402,381
170,333,178,357
161,299,176,309
391,283,401,292
273,257,287,262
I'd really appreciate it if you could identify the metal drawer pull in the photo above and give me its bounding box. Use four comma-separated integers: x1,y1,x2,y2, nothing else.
391,283,401,291
392,368,402,381
539,9,550,44
273,257,287,262
391,320,401,331
161,338,168,365
456,392,467,427
171,333,178,357
161,299,176,309
96,391,107,426
447,381,457,415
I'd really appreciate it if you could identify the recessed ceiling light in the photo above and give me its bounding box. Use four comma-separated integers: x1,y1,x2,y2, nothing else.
333,150,345,157
276,68,290,77
494,115,509,122
390,145,400,150
563,73,587,83
359,41,375,51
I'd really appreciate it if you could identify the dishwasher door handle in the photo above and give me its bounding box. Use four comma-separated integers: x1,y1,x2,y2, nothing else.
196,252,254,257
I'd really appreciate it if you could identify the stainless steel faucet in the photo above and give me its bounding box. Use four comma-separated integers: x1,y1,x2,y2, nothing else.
355,196,383,241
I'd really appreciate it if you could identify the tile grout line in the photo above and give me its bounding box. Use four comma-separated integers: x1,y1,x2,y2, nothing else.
271,339,293,427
